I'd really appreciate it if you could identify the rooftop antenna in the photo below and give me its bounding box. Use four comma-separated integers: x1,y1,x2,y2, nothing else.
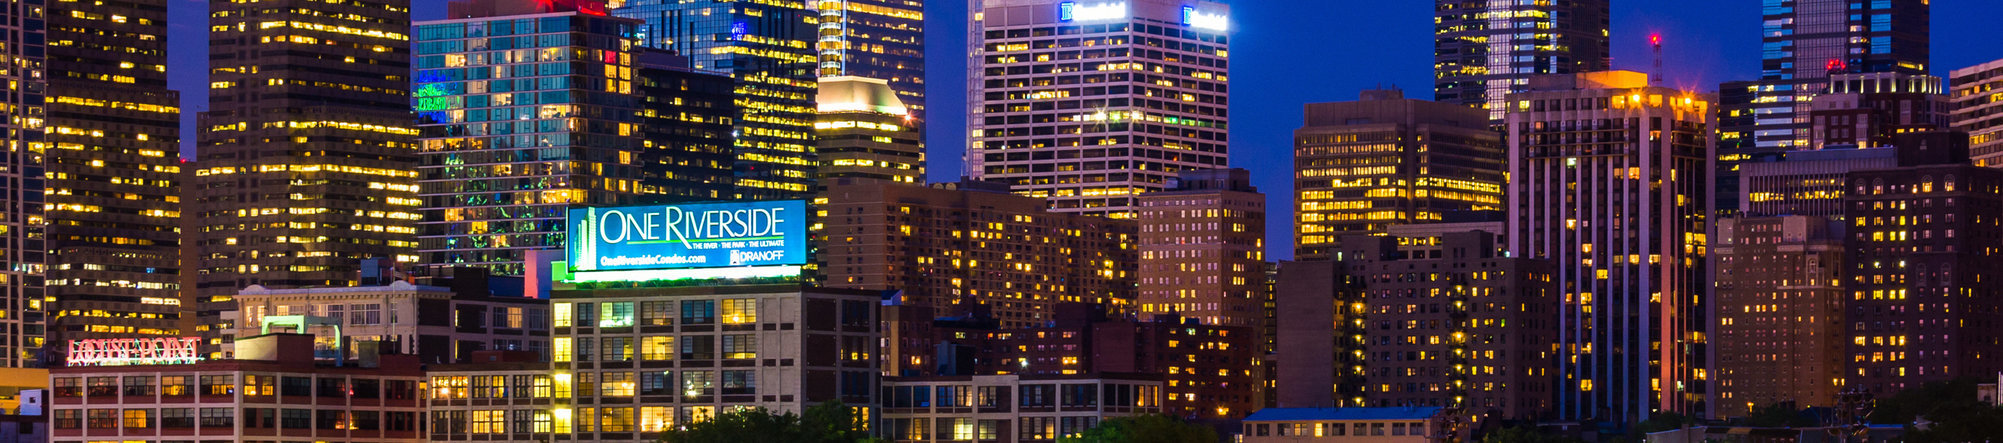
1650,33,1664,85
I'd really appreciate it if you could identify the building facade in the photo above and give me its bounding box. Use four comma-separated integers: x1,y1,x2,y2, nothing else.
1239,407,1445,443
1804,72,1948,151
635,50,739,203
414,3,656,275
968,0,1231,217
1949,58,2003,167
815,179,1135,328
1712,216,1846,415
1716,0,1930,212
1433,0,1610,121
1505,71,1713,423
49,334,427,443
1276,231,1556,424
1136,169,1265,329
194,0,420,354
424,352,566,440
1842,133,2003,396
1293,89,1505,260
0,0,48,367
42,0,187,347
879,374,1162,443
548,284,879,441
231,278,549,364
1738,148,1895,218
614,0,821,199
817,76,924,183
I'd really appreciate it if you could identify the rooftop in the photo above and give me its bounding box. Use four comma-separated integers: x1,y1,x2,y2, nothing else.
1243,407,1443,422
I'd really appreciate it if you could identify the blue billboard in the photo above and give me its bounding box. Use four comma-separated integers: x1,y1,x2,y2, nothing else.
567,201,808,272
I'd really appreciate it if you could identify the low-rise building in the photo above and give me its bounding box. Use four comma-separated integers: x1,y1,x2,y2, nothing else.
50,333,426,443
879,373,1163,443
232,273,550,364
550,283,881,442
1239,407,1444,443
425,351,565,441
883,302,1262,420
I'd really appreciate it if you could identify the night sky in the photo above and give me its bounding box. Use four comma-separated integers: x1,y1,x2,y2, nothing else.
165,0,2003,260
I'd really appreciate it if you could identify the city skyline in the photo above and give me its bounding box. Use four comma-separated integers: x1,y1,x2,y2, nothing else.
17,0,2003,439
155,0,2003,260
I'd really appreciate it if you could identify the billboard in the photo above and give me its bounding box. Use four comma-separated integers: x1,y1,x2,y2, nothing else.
567,201,807,273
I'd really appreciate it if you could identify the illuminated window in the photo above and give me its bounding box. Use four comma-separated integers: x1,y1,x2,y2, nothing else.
641,336,673,361
640,406,672,432
553,303,572,328
599,302,633,328
601,372,635,397
722,335,757,359
720,299,757,324
123,409,153,429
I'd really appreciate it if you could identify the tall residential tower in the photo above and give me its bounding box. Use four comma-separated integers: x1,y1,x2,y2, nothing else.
1136,168,1265,329
969,0,1231,217
1506,72,1714,424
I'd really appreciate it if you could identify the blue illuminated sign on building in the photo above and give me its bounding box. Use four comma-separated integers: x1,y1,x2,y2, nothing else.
567,201,808,273
1059,1,1076,21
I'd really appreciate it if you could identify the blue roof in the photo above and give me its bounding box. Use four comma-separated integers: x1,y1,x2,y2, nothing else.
1244,407,1443,422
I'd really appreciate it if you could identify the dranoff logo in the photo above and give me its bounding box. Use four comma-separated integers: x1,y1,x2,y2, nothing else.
568,201,807,273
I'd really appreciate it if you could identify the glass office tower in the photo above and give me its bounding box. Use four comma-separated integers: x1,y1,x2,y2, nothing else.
415,2,654,275
616,0,820,200
1434,0,1611,122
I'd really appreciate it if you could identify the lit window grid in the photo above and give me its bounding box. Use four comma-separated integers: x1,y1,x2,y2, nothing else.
970,15,1229,216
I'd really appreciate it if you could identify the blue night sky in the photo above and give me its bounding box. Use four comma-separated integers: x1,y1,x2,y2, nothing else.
166,0,2003,260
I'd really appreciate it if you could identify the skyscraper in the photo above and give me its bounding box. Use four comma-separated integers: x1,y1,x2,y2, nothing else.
1433,0,1610,121
0,0,49,366
43,0,186,345
1293,89,1505,260
1716,0,1929,212
1949,58,2003,167
414,0,658,275
615,0,821,199
1506,71,1713,423
815,76,923,183
195,0,418,353
814,0,926,123
968,0,1231,217
1136,168,1265,329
